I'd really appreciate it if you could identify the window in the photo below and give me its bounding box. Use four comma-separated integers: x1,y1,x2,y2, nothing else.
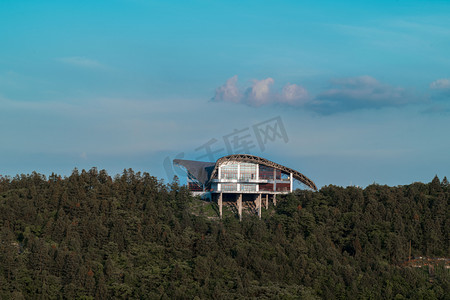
221,183,238,191
221,164,238,180
240,184,256,191
239,163,257,180
259,165,274,179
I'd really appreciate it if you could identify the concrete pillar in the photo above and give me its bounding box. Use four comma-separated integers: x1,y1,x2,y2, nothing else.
265,194,268,210
238,194,242,221
255,164,259,192
257,194,262,219
290,172,293,192
273,168,277,192
273,194,277,206
218,193,223,219
218,166,221,192
237,164,241,192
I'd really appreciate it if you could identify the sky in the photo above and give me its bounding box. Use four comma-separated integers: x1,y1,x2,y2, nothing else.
1,0,450,188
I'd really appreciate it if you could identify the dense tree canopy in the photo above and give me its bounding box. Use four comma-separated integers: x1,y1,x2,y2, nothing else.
0,169,449,299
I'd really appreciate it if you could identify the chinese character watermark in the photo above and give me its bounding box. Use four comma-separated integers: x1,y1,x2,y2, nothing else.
163,116,289,182
253,116,289,151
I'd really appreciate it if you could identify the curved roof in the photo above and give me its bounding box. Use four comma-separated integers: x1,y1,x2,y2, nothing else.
208,154,317,190
173,159,215,185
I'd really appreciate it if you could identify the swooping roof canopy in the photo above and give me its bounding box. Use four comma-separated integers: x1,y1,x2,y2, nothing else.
208,154,317,190
174,154,317,191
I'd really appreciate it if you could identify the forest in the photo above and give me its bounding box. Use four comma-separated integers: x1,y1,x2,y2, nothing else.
0,168,449,299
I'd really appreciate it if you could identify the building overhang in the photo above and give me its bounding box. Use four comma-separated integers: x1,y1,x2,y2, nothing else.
208,154,317,190
173,159,215,185
174,154,317,191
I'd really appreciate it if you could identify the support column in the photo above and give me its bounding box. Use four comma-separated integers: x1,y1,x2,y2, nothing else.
218,166,222,192
265,194,268,210
273,168,277,192
273,194,277,206
237,164,241,192
255,164,259,193
290,172,293,193
218,193,223,219
257,194,262,219
238,194,242,221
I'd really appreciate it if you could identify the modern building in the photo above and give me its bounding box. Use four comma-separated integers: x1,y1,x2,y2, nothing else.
174,154,317,220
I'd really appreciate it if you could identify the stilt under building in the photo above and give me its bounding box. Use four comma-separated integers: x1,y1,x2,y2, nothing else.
174,154,317,220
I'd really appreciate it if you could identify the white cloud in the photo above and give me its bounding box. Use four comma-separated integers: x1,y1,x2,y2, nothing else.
212,76,309,107
211,75,241,103
244,78,274,106
430,78,450,90
279,83,309,105
57,56,105,69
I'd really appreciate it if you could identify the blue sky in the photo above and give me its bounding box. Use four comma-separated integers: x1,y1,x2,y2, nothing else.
1,0,450,188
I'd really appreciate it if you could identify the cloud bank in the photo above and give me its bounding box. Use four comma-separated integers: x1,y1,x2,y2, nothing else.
429,78,450,107
430,78,450,90
211,75,309,107
212,75,417,114
311,75,414,114
430,78,450,96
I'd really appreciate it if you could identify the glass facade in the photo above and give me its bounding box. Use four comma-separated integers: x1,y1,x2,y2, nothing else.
239,163,257,180
221,164,238,180
259,183,274,191
221,183,238,192
240,184,256,192
259,165,281,180
214,161,291,193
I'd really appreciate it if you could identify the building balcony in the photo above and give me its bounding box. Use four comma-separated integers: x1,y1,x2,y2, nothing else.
211,178,269,183
211,178,290,183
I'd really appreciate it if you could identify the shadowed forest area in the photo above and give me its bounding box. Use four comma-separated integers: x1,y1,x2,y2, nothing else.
0,168,449,299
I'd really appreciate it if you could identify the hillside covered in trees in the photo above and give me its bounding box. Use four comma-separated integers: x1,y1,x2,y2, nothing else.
0,168,449,299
